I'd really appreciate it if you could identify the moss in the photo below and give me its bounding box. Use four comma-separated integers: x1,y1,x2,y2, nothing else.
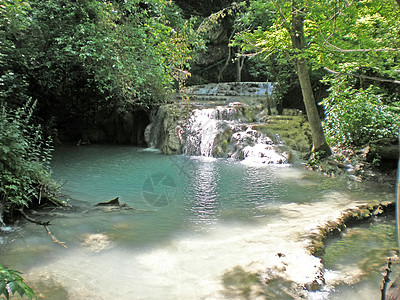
308,201,395,257
253,115,312,153
221,139,228,152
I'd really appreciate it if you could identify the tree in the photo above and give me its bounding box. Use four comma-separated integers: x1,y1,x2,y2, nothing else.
235,0,331,154
235,0,400,154
289,1,331,154
1,0,204,139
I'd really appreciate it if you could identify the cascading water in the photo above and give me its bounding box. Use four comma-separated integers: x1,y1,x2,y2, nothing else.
0,212,13,246
184,107,238,157
184,105,289,164
144,82,285,159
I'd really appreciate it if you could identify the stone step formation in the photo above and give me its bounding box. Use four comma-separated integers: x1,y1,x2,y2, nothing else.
146,82,310,160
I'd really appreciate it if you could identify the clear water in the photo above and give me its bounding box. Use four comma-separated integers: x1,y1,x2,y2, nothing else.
0,145,396,299
319,216,398,300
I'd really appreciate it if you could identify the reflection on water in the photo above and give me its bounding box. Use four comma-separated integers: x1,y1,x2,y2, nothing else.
186,159,219,229
0,145,396,299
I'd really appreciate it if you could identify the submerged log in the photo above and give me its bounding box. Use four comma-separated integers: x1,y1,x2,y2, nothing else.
95,197,120,206
18,208,67,248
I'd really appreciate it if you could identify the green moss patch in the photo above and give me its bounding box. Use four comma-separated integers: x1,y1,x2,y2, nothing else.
253,115,312,153
308,201,395,257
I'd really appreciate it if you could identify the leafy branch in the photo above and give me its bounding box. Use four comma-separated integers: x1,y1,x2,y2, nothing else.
0,265,36,300
324,67,400,85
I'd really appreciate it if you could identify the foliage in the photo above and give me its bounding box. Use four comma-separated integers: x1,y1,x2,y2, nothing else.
307,150,328,168
0,265,36,300
232,1,296,101
0,0,32,106
0,100,56,209
234,0,400,72
54,0,202,107
322,77,400,146
0,0,205,138
234,0,400,147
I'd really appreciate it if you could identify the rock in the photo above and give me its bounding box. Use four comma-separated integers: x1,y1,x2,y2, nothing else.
144,104,191,154
95,197,120,206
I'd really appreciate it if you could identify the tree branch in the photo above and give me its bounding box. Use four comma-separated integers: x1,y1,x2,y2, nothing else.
327,43,400,53
18,208,67,248
18,208,50,226
324,67,400,85
44,225,67,249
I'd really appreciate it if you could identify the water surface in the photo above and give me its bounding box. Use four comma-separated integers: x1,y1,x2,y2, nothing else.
0,145,396,299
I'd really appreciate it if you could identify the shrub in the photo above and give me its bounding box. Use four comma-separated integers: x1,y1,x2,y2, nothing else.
322,79,400,146
0,100,57,211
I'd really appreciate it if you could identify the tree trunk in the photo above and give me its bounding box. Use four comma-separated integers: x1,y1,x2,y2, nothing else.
290,3,331,155
397,130,400,251
236,49,245,82
296,59,331,154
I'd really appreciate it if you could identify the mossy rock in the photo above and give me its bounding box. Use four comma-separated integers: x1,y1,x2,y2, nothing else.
253,115,312,153
308,202,395,257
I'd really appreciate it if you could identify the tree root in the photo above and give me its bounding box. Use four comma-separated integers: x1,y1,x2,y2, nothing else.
18,208,67,249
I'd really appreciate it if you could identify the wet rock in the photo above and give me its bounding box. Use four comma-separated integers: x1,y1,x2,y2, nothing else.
95,197,120,206
144,104,190,154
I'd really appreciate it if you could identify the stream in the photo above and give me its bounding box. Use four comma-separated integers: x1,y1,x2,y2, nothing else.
0,144,396,299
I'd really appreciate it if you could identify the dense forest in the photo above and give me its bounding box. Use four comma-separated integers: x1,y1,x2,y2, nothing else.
0,0,400,297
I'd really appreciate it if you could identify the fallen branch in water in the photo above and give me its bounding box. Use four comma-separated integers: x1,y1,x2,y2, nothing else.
18,208,67,248
18,208,50,226
44,225,67,249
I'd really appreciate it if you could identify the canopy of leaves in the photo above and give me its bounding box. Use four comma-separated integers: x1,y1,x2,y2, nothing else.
234,0,400,146
0,0,204,133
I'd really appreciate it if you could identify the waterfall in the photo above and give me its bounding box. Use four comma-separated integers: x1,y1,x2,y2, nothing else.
0,211,13,235
184,107,238,157
184,106,289,164
230,127,288,164
145,82,290,163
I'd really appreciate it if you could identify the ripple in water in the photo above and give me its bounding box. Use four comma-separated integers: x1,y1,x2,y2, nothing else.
0,145,395,299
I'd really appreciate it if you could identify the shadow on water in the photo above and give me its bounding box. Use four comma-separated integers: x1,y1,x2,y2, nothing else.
0,145,396,299
321,215,397,299
221,266,300,300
